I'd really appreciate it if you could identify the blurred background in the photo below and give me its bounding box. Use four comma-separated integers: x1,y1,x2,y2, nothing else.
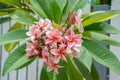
0,0,120,80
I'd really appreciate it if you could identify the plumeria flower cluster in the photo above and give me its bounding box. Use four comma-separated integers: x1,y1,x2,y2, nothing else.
26,9,83,74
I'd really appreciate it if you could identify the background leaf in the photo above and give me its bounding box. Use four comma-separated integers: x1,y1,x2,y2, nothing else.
0,29,28,45
73,58,93,80
71,0,88,13
56,0,67,15
77,46,92,71
83,31,120,46
90,63,99,80
50,0,61,23
29,0,47,18
0,17,11,24
2,44,36,76
0,12,8,16
83,39,120,75
9,10,37,25
84,22,120,34
55,60,68,80
66,56,83,80
34,0,54,20
82,10,120,26
40,66,55,80
0,0,21,6
4,22,26,52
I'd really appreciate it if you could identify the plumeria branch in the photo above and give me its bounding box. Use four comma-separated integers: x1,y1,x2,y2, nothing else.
26,9,83,74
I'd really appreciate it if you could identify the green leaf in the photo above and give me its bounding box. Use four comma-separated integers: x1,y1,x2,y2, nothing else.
90,63,99,80
0,0,21,7
8,22,26,32
83,39,120,75
73,58,93,80
50,0,61,23
77,46,92,71
84,22,120,34
9,10,37,25
34,0,54,20
4,42,19,52
2,44,36,76
61,0,76,23
82,11,104,19
29,0,47,18
0,17,11,24
82,10,120,26
40,60,68,80
55,60,68,80
4,22,26,52
71,0,88,13
40,66,50,80
62,0,88,23
40,66,55,80
66,56,83,80
0,8,17,12
56,0,67,15
83,31,120,46
0,12,8,16
91,0,100,7
0,29,28,45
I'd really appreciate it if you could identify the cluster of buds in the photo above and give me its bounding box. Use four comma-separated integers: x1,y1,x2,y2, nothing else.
26,9,83,74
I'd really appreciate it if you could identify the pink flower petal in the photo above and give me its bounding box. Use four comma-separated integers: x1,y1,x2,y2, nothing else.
54,56,61,63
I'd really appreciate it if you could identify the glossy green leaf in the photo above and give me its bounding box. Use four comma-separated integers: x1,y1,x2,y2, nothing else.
77,46,92,71
82,11,104,19
55,60,68,80
83,31,120,46
91,0,100,7
84,22,120,34
35,0,54,20
62,0,88,23
50,0,61,23
29,0,47,18
2,44,36,76
90,63,99,80
71,0,88,13
0,8,17,12
40,66,55,80
9,10,37,25
56,0,67,14
40,60,68,80
66,56,83,80
83,39,120,75
40,66,50,80
0,0,21,6
0,12,8,16
4,42,19,52
82,10,120,26
0,17,11,24
0,29,28,45
73,58,93,80
4,22,26,52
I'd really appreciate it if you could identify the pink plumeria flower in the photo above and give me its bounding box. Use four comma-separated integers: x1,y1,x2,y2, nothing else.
37,19,53,30
58,37,67,49
72,9,84,33
51,47,67,63
66,45,82,58
65,29,82,48
26,42,39,57
47,58,62,74
26,25,42,42
46,29,62,47
42,48,49,65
